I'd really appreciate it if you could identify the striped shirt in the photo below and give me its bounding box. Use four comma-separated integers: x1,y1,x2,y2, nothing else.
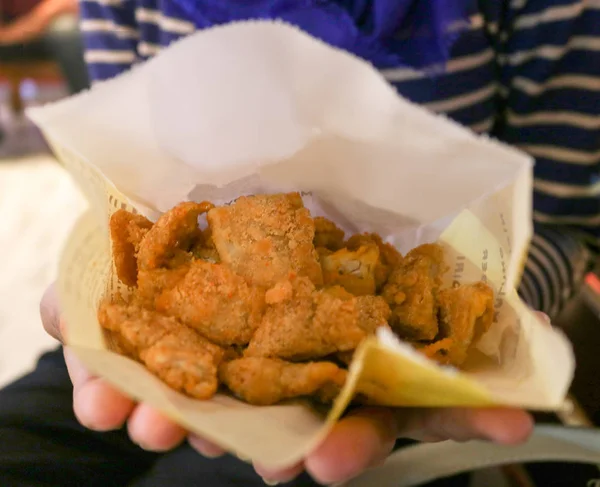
79,0,598,318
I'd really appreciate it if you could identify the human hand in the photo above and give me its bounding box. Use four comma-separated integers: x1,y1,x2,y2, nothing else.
40,283,198,453
252,406,533,485
254,311,550,484
41,282,538,485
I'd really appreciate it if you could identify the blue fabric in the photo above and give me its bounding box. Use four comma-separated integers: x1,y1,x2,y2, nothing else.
168,0,471,70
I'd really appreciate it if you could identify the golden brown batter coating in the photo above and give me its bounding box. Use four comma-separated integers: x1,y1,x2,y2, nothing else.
320,244,380,296
346,233,403,290
137,266,191,305
137,201,213,271
155,260,265,346
219,357,346,406
190,227,221,264
314,216,345,251
98,299,224,399
245,278,390,361
436,282,494,366
109,210,153,287
381,243,447,341
207,193,323,288
418,337,454,365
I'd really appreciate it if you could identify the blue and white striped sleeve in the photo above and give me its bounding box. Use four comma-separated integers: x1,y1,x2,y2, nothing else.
519,226,592,318
79,0,140,82
494,0,599,318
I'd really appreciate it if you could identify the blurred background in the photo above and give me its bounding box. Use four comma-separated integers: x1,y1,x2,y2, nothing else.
0,0,87,388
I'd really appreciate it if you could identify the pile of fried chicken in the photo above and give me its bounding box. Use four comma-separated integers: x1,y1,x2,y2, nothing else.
99,193,494,406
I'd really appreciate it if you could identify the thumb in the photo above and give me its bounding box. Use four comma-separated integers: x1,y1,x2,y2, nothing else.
40,282,65,342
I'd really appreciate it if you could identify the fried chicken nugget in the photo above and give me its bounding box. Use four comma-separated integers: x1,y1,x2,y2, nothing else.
219,357,347,406
207,193,323,288
137,266,191,304
417,338,454,366
320,244,380,296
334,350,355,366
109,210,153,287
191,227,220,264
435,282,494,366
381,243,447,341
137,201,213,271
346,233,402,290
314,217,345,251
135,201,214,303
155,260,265,346
98,299,224,399
245,278,391,361
315,367,349,403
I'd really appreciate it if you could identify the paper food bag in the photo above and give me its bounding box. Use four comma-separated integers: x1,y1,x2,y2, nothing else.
28,21,574,470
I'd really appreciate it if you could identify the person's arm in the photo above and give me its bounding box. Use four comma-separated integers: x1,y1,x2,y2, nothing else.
487,0,599,319
0,0,78,44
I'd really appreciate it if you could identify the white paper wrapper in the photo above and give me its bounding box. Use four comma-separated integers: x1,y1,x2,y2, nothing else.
28,21,574,469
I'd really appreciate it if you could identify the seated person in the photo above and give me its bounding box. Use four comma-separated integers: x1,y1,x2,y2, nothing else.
0,0,89,95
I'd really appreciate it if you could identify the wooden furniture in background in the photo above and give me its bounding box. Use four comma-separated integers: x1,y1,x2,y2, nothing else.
0,60,62,114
